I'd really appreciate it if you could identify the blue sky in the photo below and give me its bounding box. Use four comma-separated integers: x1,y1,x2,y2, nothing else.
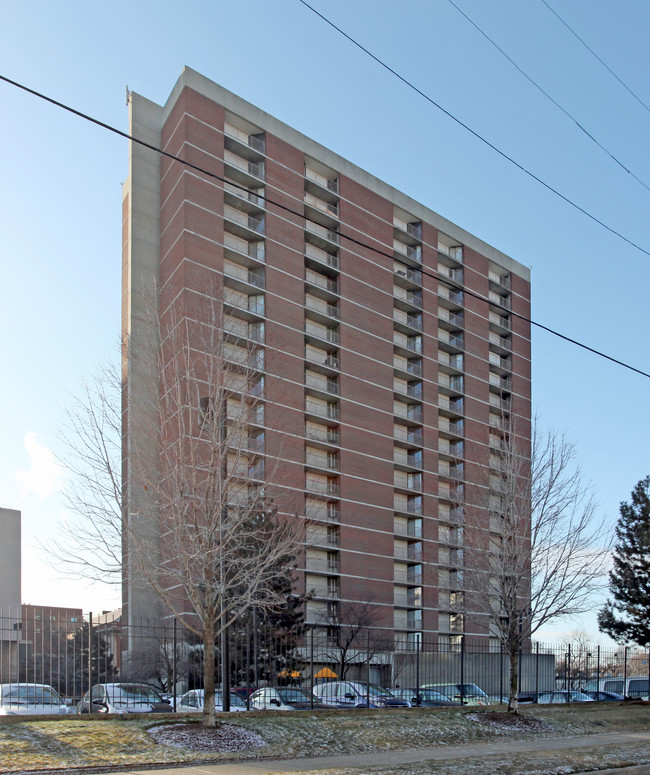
1,0,648,643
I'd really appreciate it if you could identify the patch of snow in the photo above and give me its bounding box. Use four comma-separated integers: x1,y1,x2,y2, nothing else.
148,722,265,752
467,711,554,734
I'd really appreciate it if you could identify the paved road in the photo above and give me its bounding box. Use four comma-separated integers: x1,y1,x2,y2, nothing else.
110,731,650,775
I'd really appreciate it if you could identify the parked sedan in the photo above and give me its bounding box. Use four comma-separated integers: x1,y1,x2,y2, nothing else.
536,690,595,704
583,690,625,702
177,689,247,712
313,681,410,708
422,683,491,706
77,683,172,714
391,688,457,707
0,683,72,715
249,687,329,710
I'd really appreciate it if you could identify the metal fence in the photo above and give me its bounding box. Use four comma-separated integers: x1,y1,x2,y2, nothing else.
2,608,649,707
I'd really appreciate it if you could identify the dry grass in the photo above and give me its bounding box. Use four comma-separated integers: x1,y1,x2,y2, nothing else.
0,703,648,774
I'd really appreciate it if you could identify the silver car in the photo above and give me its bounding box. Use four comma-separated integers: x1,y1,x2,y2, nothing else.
176,689,247,712
77,683,172,714
0,683,71,715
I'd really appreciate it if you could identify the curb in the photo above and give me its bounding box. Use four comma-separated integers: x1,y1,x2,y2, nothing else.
579,768,650,775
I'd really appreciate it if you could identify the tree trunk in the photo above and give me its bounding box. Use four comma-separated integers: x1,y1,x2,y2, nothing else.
508,646,519,714
203,623,217,728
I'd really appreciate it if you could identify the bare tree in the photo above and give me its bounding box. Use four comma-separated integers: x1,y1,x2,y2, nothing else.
55,364,123,582
314,599,389,680
465,419,610,713
55,290,302,727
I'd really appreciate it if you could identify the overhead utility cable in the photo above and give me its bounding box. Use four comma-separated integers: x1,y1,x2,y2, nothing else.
447,0,650,195
539,0,650,116
296,0,650,259
1,71,648,381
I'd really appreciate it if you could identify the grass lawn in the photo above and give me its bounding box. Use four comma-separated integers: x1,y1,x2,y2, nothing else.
0,703,648,774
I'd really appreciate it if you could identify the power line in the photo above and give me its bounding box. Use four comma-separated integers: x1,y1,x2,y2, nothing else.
539,0,650,116
1,71,649,381
296,0,650,259
447,0,650,195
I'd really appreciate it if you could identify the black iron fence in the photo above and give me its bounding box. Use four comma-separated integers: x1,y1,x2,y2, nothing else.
2,608,649,708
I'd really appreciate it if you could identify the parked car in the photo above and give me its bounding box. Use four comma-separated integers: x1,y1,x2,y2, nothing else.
232,686,256,701
536,690,595,704
313,681,410,709
391,687,456,707
176,689,247,713
517,691,543,704
77,683,173,714
0,683,72,716
249,686,329,710
422,683,492,706
583,677,649,700
583,690,625,702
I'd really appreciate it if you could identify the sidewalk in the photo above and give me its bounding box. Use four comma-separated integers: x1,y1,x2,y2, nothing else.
109,731,650,775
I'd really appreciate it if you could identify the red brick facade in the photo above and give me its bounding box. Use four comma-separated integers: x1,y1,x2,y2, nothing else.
123,70,532,647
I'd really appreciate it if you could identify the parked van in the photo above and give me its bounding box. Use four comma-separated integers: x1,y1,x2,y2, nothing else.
582,677,649,700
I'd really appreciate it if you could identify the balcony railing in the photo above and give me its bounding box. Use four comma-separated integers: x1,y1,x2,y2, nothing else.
489,272,511,290
305,242,339,269
305,480,340,497
306,427,340,445
223,180,265,207
489,292,511,310
224,125,266,153
305,220,339,245
306,557,340,573
223,233,265,262
309,584,341,599
394,264,422,284
305,296,339,319
438,264,463,283
304,192,339,218
306,453,339,471
306,272,339,294
306,501,340,522
305,167,338,193
305,373,339,395
394,242,422,262
224,150,265,179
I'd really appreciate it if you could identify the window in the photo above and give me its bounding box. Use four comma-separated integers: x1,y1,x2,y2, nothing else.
407,494,423,514
248,295,265,315
407,472,422,490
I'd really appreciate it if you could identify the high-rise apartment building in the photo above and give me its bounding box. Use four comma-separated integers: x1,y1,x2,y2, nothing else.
122,68,531,649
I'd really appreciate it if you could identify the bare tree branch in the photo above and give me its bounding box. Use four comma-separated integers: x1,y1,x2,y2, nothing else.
465,416,610,713
54,288,302,727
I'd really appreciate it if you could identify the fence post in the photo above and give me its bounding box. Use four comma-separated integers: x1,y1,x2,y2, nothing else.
460,634,465,705
88,612,93,714
499,640,504,701
416,635,421,699
366,631,371,707
535,641,539,697
624,646,629,697
567,645,571,702
597,645,601,688
172,618,177,711
253,607,259,687
310,628,314,709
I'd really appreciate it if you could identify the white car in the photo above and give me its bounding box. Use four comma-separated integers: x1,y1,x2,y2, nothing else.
250,686,330,710
0,683,71,715
77,683,172,714
176,689,247,712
